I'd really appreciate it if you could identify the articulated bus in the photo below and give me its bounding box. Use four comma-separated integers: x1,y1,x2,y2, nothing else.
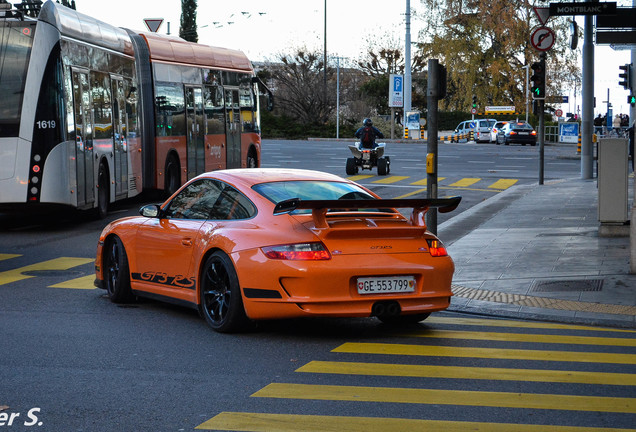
0,0,270,217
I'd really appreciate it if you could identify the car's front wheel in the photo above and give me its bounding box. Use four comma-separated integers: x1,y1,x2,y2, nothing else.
199,251,250,333
104,236,134,303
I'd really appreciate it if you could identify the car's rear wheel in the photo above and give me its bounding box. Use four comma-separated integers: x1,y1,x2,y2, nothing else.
199,251,250,333
378,312,430,325
104,236,134,303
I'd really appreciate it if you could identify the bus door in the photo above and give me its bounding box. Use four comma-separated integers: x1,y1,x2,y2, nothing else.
72,70,94,207
185,86,205,180
112,77,127,198
224,88,241,168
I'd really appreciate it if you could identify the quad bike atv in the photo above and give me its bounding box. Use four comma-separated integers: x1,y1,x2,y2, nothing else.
345,142,391,176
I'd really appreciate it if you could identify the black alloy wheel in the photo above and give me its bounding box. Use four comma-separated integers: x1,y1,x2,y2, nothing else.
104,236,133,303
199,251,250,333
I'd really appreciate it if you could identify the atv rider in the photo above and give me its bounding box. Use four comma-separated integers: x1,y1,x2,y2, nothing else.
355,118,384,149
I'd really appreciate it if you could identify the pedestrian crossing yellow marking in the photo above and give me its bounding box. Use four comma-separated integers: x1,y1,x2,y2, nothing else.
425,316,636,333
372,176,409,184
252,383,636,413
346,174,374,181
395,188,426,199
448,178,480,187
409,177,447,186
489,178,519,189
0,257,94,286
196,412,636,432
333,342,636,364
0,253,21,261
49,274,95,290
405,329,636,347
296,360,636,386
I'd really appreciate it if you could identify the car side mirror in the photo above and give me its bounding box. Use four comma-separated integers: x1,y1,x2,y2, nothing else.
140,204,161,218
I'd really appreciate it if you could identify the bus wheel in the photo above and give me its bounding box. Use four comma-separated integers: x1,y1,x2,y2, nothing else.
165,155,180,198
97,163,109,218
246,148,258,168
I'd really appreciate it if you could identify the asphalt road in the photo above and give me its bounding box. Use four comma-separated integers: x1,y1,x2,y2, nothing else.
3,140,632,432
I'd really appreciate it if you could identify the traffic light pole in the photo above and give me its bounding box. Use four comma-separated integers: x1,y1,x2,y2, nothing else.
538,52,546,185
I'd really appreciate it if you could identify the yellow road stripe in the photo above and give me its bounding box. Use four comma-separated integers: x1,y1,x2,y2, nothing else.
425,316,636,333
196,412,636,432
0,254,21,261
346,175,374,181
448,178,480,187
252,383,636,413
296,360,636,386
49,275,96,290
372,176,409,184
405,329,636,347
489,178,519,189
410,177,447,186
394,188,426,199
0,257,94,286
333,342,636,364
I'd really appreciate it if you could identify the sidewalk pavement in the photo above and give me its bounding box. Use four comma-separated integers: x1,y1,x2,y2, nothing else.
439,177,636,329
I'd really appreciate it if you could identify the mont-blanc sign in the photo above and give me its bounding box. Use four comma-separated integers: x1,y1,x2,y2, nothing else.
549,2,616,16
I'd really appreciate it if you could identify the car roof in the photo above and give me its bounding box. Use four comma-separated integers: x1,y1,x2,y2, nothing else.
198,168,349,188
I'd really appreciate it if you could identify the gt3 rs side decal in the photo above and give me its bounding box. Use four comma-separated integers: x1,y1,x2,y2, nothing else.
131,271,196,290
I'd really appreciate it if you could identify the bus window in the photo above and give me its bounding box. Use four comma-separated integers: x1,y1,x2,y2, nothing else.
0,22,35,137
239,87,255,132
91,71,113,145
204,85,225,135
155,82,185,137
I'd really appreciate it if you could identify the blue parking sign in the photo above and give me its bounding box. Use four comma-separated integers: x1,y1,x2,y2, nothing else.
388,74,404,108
393,76,402,92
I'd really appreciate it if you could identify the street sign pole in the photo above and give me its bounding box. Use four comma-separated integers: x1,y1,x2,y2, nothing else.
539,53,546,186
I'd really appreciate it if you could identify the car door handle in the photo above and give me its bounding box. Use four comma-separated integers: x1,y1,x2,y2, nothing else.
181,238,193,247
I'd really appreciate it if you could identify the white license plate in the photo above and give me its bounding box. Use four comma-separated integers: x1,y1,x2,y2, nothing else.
518,132,528,135
357,276,416,294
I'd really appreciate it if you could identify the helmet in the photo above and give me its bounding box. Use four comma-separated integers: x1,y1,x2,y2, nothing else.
363,118,373,126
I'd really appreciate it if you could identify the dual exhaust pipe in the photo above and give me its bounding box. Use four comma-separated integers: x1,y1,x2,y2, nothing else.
371,300,401,318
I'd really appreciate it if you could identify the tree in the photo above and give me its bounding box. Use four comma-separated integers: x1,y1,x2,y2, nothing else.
416,0,579,113
266,50,336,125
357,34,427,115
179,0,198,43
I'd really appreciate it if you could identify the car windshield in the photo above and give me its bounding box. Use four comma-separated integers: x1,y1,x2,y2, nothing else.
253,180,382,214
512,123,533,129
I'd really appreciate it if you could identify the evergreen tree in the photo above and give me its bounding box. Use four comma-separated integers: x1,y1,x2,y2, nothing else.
179,0,198,43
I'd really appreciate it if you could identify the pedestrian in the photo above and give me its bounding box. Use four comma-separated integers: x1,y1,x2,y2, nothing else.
613,114,622,135
594,114,603,136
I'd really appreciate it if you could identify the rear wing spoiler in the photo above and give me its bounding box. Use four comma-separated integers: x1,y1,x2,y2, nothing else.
273,196,462,229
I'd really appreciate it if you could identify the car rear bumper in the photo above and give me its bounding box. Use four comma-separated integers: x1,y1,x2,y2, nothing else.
233,249,455,320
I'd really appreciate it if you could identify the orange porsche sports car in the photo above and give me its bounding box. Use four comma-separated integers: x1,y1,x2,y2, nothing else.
94,169,461,332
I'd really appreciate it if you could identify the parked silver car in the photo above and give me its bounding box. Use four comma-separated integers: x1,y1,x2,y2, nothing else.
454,119,497,143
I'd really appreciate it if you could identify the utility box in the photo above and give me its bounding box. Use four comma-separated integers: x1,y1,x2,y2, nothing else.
598,138,628,224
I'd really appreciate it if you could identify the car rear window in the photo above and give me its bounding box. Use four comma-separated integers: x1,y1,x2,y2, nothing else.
253,180,385,214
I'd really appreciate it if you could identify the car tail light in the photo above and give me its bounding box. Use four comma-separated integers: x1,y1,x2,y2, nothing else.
510,131,517,135
427,239,448,257
531,130,537,135
262,242,331,260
